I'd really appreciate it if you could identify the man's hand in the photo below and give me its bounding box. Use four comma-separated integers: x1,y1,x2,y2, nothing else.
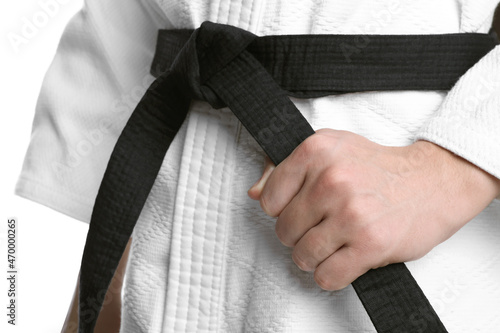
248,129,500,291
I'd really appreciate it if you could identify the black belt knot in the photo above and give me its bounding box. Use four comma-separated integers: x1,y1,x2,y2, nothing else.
161,22,257,109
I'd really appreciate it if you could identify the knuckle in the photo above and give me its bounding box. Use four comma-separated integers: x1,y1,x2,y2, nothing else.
358,224,391,255
315,128,332,136
314,270,339,291
299,133,329,157
274,220,295,247
305,233,330,259
292,250,312,271
319,168,353,192
259,193,277,217
341,199,366,223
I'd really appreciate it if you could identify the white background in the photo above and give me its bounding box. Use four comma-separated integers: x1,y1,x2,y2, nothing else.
1,1,86,332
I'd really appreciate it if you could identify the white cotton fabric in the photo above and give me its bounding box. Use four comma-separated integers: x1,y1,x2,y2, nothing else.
15,0,500,332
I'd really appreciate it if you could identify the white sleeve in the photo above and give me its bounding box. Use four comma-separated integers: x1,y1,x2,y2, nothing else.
414,45,500,197
415,0,500,200
15,0,172,223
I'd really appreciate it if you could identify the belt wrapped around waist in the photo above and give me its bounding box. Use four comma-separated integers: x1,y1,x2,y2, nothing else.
77,21,497,333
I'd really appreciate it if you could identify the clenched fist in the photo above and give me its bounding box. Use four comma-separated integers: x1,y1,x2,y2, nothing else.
248,129,500,291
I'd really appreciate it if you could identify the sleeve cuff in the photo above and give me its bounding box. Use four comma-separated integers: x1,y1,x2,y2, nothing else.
15,176,93,224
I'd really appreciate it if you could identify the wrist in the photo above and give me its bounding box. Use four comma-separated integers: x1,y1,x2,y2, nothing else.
413,139,500,206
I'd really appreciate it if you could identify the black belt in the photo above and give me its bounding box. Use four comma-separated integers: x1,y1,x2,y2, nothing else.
77,22,497,333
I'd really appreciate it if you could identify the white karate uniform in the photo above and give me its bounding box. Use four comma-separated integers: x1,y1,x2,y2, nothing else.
16,0,500,332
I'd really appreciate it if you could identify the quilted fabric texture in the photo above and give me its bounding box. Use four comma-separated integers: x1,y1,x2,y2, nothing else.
16,0,500,332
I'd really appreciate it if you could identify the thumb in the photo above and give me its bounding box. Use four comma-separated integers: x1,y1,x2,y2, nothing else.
248,157,275,200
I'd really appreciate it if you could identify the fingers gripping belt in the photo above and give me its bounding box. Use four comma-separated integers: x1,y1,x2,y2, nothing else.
78,21,497,332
